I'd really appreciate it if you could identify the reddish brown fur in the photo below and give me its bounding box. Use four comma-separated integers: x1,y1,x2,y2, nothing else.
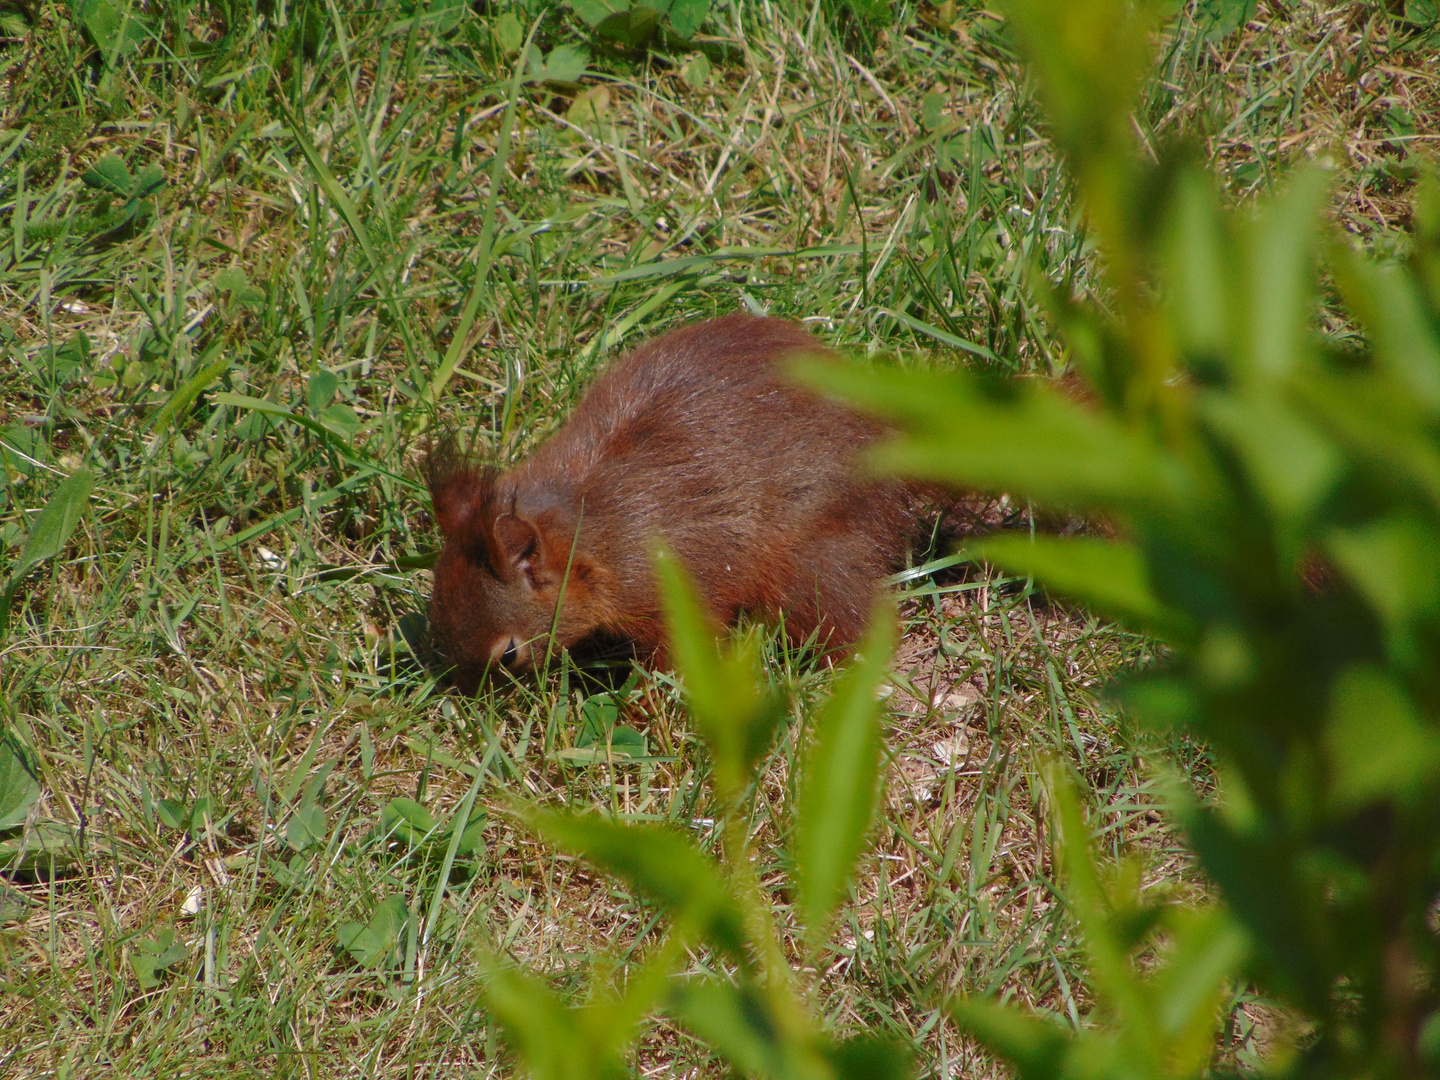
425,314,923,693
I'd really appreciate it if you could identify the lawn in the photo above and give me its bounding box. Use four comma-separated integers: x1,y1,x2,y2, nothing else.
1,0,1436,1075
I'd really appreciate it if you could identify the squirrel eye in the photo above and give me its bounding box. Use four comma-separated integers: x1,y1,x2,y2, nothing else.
500,639,519,666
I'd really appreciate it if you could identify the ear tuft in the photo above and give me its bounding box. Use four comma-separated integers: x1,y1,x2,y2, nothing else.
424,439,498,543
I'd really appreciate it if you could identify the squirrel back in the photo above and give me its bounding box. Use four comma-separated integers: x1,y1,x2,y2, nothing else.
426,314,922,691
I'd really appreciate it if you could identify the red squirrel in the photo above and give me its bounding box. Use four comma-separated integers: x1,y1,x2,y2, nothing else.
424,314,925,693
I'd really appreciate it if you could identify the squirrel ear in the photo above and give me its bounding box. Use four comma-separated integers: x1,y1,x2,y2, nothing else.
492,512,545,580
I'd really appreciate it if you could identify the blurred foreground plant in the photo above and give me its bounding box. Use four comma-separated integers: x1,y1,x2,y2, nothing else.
481,548,912,1080
800,0,1440,1075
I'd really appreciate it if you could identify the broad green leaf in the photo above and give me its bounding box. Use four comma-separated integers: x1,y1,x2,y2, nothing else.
74,0,153,60
679,52,710,88
317,402,362,438
14,468,95,577
824,1034,916,1080
1196,0,1256,38
381,796,439,842
131,162,164,199
794,606,894,947
795,362,1179,510
653,545,784,801
998,0,1156,179
670,977,823,1080
594,7,659,45
844,0,894,22
1182,807,1330,1014
1325,666,1440,809
1299,369,1440,511
308,370,340,413
534,44,590,85
920,91,945,132
130,926,188,989
1240,167,1327,384
0,819,75,871
575,695,620,747
156,798,189,830
492,10,524,51
1200,390,1341,532
0,735,40,830
1162,166,1231,367
1330,243,1440,415
566,86,612,131
666,0,709,37
1048,770,1160,1066
1150,905,1249,1069
947,998,1070,1079
2,467,95,631
971,535,1193,640
521,808,747,957
337,894,409,968
1328,515,1440,665
569,0,630,27
81,152,132,195
485,963,629,1080
214,391,354,448
286,803,327,851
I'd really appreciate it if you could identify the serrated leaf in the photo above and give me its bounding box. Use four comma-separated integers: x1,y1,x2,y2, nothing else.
81,153,133,195
521,807,747,956
794,606,893,947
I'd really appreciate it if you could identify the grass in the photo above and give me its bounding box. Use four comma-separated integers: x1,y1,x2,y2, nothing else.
1,0,1436,1075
